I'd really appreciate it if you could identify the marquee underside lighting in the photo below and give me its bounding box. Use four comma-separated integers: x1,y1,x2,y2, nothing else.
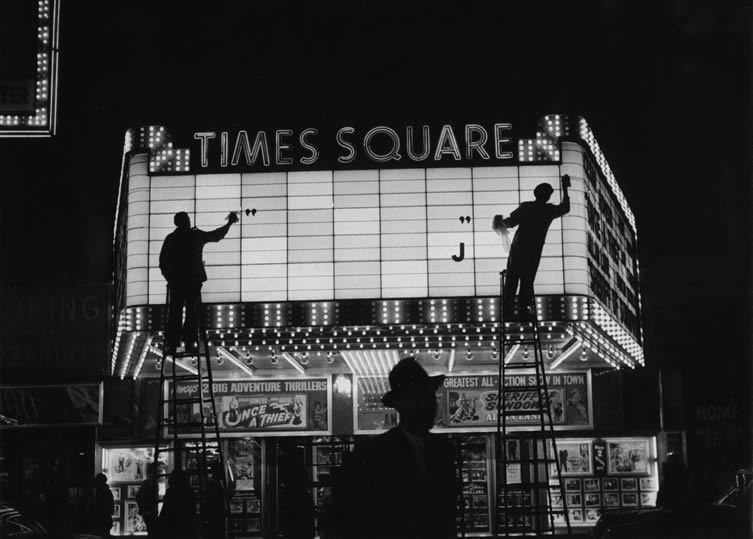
110,294,642,380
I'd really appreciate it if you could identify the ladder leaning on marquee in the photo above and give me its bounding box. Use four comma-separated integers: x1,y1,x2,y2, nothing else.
494,270,572,538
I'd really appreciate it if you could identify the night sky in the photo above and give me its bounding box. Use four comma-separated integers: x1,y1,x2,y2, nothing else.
1,2,751,405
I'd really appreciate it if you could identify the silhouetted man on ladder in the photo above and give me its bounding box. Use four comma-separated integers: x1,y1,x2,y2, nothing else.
499,175,570,320
160,211,238,355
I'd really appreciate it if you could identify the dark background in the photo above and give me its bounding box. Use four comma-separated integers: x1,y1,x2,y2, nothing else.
1,0,751,496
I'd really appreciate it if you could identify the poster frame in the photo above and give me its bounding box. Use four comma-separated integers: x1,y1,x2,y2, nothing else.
552,439,594,476
353,369,593,435
606,438,651,475
166,375,333,438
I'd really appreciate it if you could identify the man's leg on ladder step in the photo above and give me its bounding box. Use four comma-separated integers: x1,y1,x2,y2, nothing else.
503,265,520,318
165,285,184,354
182,283,203,353
518,271,536,319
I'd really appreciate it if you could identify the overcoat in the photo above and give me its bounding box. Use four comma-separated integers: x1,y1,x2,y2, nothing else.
333,427,458,539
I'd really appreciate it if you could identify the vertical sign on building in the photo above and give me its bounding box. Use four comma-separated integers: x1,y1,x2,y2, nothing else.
0,0,60,137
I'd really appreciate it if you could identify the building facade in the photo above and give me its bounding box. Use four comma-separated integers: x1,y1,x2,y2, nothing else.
106,114,654,536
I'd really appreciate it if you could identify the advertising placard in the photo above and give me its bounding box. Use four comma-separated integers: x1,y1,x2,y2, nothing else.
228,439,260,491
436,371,591,431
592,439,607,475
553,441,593,476
101,447,166,484
171,377,331,436
607,439,650,475
355,371,591,433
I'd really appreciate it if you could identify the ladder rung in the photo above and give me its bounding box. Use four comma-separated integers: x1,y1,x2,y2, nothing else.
502,385,549,392
497,509,559,516
503,336,539,342
160,397,202,405
171,351,203,358
159,397,215,405
160,374,202,382
501,409,549,417
156,445,215,454
500,481,553,490
159,420,206,428
502,362,541,369
497,460,559,467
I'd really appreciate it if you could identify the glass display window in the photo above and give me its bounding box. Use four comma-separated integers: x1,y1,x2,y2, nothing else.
100,446,168,537
226,438,263,538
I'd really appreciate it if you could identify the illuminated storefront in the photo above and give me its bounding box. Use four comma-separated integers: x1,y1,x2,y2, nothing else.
107,115,655,536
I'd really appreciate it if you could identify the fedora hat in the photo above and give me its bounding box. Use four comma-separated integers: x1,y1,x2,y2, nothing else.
382,357,445,407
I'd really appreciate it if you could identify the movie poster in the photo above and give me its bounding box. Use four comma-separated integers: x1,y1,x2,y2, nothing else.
438,372,590,430
125,501,147,534
221,394,307,429
607,439,650,474
172,378,329,433
552,441,593,475
228,438,260,492
106,449,148,483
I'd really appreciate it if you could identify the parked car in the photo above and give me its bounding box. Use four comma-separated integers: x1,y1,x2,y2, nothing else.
0,503,102,539
0,504,48,537
592,469,753,538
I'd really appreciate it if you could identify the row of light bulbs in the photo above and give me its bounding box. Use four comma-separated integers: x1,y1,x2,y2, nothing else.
151,343,592,371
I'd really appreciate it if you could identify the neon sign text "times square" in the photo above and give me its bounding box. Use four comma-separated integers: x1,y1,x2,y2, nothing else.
193,123,514,168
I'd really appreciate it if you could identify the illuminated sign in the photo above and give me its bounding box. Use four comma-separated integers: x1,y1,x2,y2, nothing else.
439,372,591,428
124,143,589,306
171,377,331,435
0,383,102,427
354,371,592,433
193,123,515,170
0,0,60,137
581,149,641,341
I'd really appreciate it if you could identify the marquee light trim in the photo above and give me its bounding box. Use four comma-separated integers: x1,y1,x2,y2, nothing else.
0,0,60,137
217,346,256,377
549,338,581,370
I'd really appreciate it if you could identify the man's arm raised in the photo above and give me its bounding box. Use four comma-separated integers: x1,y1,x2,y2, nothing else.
202,212,238,243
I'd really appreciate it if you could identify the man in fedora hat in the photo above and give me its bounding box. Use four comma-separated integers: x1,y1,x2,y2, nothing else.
332,357,458,539
500,175,570,320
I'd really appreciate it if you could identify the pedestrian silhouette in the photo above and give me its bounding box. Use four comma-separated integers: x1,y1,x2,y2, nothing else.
202,462,227,539
497,175,570,320
159,470,197,539
135,464,159,538
333,357,458,539
159,211,238,354
87,473,114,538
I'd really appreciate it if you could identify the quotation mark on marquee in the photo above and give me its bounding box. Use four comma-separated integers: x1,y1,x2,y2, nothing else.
243,208,257,216
459,216,472,224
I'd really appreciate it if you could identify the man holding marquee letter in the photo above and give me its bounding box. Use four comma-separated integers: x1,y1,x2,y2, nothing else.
160,211,238,354
494,175,570,320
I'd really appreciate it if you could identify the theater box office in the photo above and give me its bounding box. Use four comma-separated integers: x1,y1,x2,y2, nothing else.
106,115,655,536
